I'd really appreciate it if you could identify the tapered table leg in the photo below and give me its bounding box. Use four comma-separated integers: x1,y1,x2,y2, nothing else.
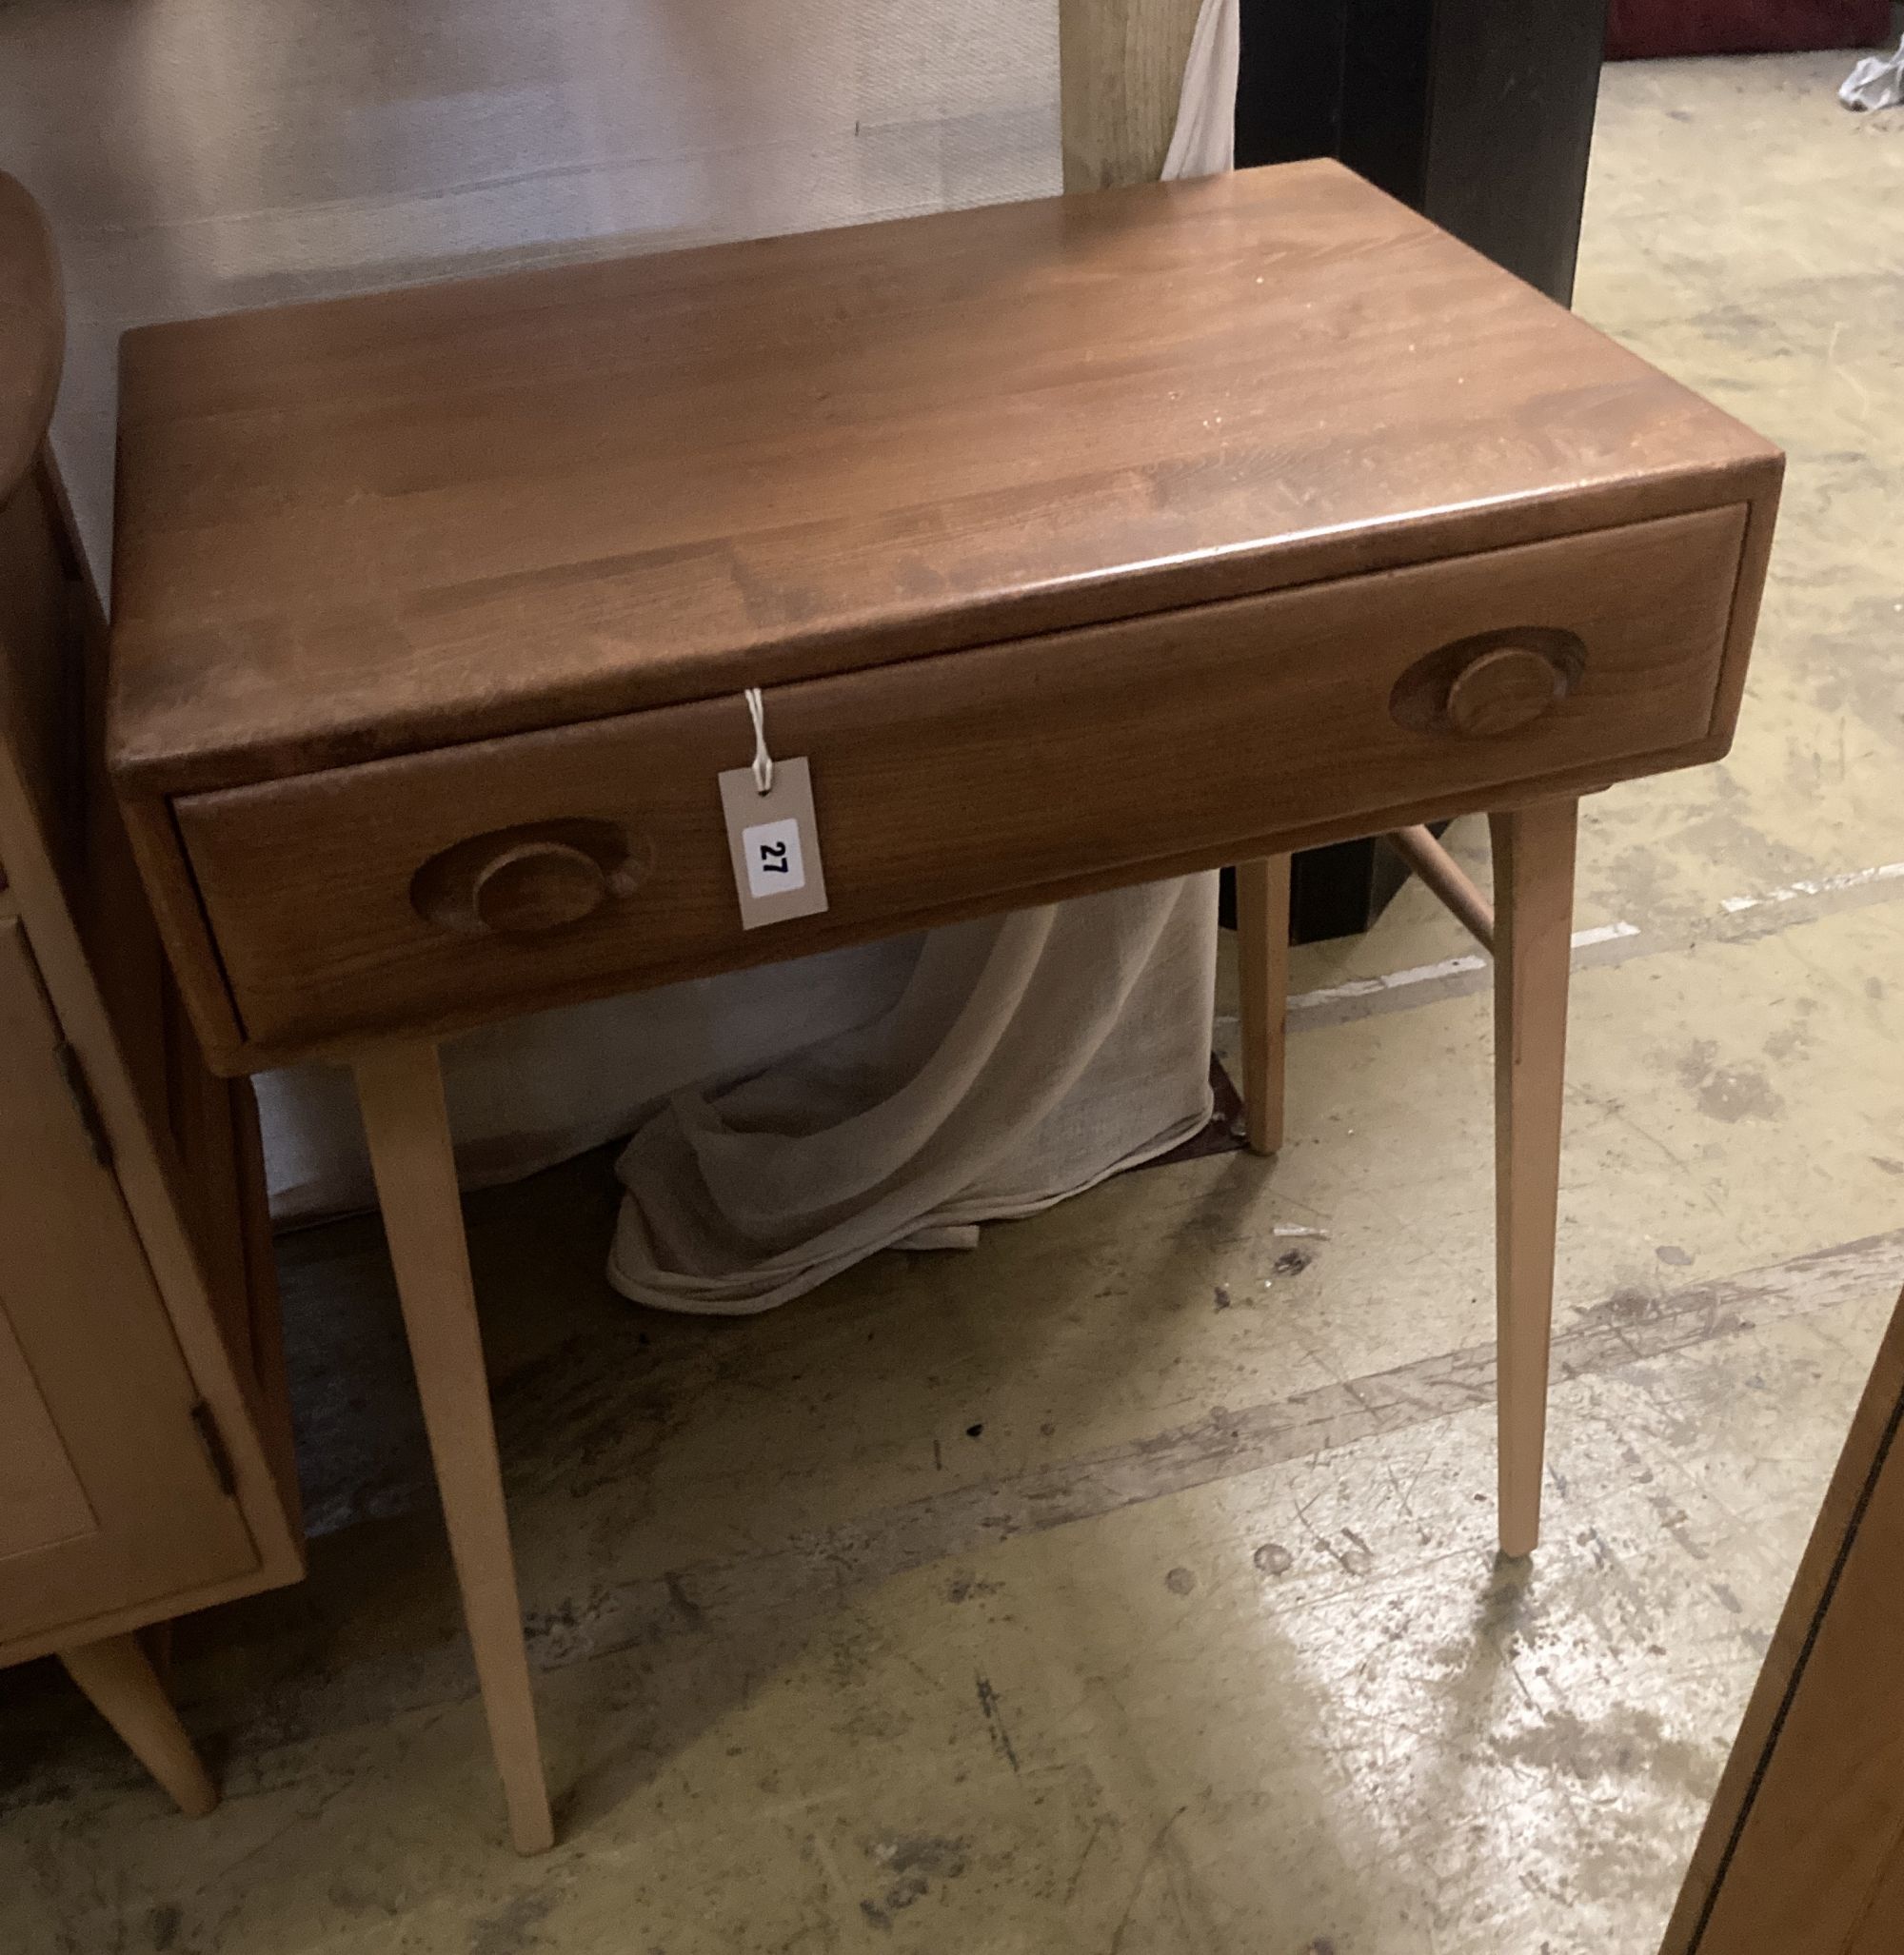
1489,800,1578,1557
1237,856,1293,1156
354,1040,554,1854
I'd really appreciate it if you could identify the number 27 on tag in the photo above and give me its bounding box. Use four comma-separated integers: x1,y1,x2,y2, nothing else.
743,816,804,897
718,757,829,929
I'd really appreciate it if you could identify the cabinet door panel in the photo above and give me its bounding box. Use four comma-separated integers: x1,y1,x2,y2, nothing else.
0,916,257,1644
0,1309,95,1556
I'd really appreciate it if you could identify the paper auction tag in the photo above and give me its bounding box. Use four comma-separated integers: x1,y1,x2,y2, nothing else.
718,756,829,929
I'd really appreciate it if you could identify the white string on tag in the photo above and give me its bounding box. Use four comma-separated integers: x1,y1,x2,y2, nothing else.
720,693,826,927
744,686,773,796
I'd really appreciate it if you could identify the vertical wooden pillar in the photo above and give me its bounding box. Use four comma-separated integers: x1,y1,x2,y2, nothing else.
1059,0,1206,190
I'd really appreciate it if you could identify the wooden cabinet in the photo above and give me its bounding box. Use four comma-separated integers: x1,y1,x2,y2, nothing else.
1,170,302,1809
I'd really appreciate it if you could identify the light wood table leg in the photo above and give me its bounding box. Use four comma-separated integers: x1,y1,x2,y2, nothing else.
59,1632,217,1818
1386,823,1496,951
353,1040,555,1855
1489,800,1578,1558
1236,856,1293,1156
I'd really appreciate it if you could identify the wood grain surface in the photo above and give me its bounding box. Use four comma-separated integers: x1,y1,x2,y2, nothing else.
109,161,1781,797
1661,1284,1904,1953
175,504,1745,1059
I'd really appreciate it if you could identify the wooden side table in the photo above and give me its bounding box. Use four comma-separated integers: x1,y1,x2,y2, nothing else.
101,162,1779,1850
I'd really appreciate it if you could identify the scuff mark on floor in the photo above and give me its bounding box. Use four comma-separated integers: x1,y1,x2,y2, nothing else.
975,1674,1019,1773
860,1834,968,1928
1676,1039,1787,1123
468,1891,556,1955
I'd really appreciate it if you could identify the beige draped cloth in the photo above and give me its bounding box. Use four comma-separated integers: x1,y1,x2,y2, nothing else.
609,877,1219,1313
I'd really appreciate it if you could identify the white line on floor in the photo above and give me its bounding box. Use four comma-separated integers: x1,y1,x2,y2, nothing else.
1570,919,1644,950
1719,860,1904,914
1287,921,1638,1012
1289,953,1485,1009
1213,854,1904,1032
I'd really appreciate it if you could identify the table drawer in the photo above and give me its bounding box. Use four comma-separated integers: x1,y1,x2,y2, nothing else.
176,504,1747,1055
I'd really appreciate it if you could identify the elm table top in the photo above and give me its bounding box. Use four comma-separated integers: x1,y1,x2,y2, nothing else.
109,160,1775,797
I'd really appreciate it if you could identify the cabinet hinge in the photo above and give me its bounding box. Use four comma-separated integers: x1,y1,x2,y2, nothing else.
53,1039,113,1170
188,1400,238,1499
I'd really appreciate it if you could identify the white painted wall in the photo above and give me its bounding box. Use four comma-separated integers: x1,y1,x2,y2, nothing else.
1,0,1061,564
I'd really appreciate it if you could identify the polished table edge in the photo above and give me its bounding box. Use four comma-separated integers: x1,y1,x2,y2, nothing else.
106,458,1781,800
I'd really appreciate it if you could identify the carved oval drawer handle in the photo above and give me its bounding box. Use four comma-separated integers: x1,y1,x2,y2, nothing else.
1389,626,1587,739
1444,644,1566,737
472,841,605,934
411,820,649,938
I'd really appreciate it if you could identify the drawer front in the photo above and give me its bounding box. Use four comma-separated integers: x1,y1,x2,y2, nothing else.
179,505,1747,1054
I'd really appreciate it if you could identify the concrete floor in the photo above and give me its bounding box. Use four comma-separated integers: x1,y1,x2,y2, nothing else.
8,47,1904,1955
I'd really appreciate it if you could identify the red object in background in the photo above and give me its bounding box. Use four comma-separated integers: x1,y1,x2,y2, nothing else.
1607,0,1893,57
